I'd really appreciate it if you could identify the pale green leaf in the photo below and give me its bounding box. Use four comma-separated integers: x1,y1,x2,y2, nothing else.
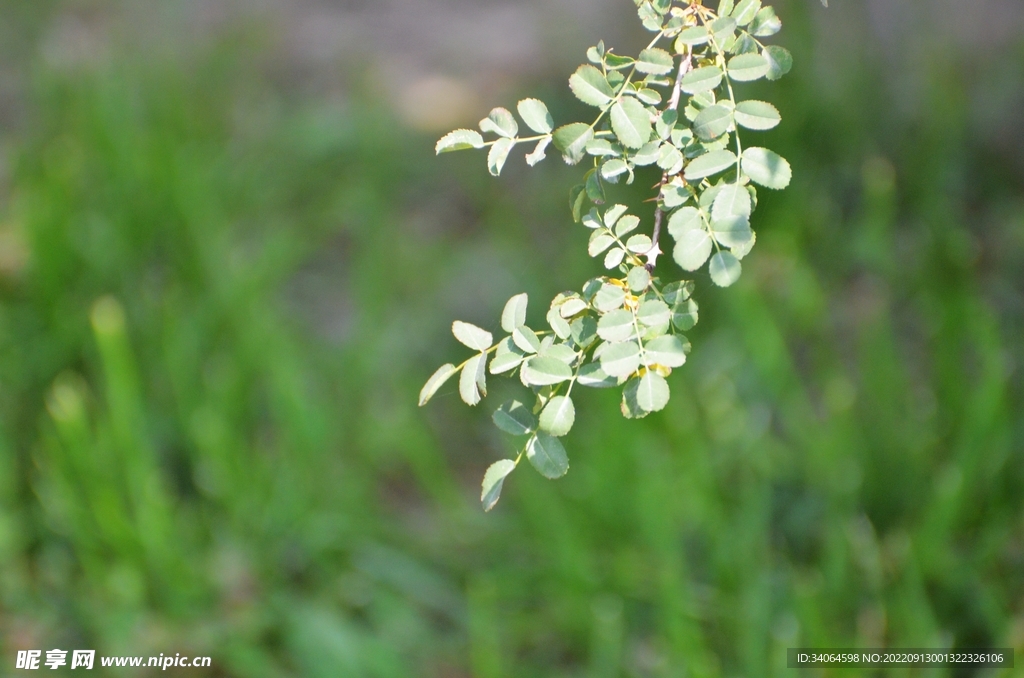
481,459,516,511
452,321,493,351
436,129,485,154
692,105,733,141
667,206,704,239
684,149,737,180
610,98,653,150
569,65,614,107
553,123,594,165
577,361,618,388
636,372,670,412
674,26,709,49
643,335,687,367
487,137,515,176
559,297,589,318
727,52,769,82
570,315,598,348
597,309,636,343
588,230,617,257
600,340,642,378
626,233,653,253
742,147,792,189
601,158,629,179
593,284,626,312
631,141,662,166
604,204,629,227
709,251,742,287
711,16,738,44
525,136,552,166
673,228,713,271
512,326,541,354
679,66,723,94
540,342,577,365
615,215,640,237
479,107,518,138
604,247,626,269
711,183,752,220
520,356,573,386
539,395,576,437
711,214,753,248
460,353,486,405
636,47,674,75
526,432,569,478
627,266,651,292
501,293,528,332
419,363,458,406
637,299,671,327
517,98,554,134
733,100,781,130
750,6,781,36
546,308,572,339
763,45,793,80
732,0,762,25
489,350,524,375
492,400,537,436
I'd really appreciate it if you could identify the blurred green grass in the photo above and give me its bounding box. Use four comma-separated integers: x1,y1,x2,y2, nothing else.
0,2,1023,677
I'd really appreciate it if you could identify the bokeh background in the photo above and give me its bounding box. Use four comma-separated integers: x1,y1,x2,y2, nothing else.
1,0,1023,675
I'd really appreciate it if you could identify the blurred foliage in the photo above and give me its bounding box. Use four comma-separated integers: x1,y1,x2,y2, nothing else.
0,1,1022,677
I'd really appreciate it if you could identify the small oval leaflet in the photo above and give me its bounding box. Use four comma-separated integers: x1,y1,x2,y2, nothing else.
481,459,517,511
527,433,569,479
539,395,576,437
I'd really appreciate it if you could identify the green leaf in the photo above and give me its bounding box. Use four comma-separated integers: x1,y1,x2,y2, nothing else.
679,66,723,94
626,233,653,253
600,340,642,378
733,100,781,130
709,251,742,287
604,248,626,269
521,356,573,386
517,98,554,134
436,129,485,154
673,228,713,271
711,16,738,44
452,321,493,351
547,308,572,339
492,400,537,436
614,216,640,238
636,47,674,75
540,342,577,365
569,65,614,107
662,182,691,209
667,206,704,239
481,459,516,511
674,26,709,49
742,147,792,189
711,183,752,220
512,326,541,354
610,98,653,150
489,350,524,375
570,184,587,222
419,363,458,406
749,6,781,36
586,139,620,157
692,105,733,141
577,361,617,388
631,141,662,166
480,107,518,138
593,284,626,312
684,149,737,180
559,297,589,318
711,214,753,248
732,0,762,25
671,297,699,331
525,136,552,166
597,309,636,343
635,88,662,105
501,293,528,332
621,377,649,419
539,396,576,437
601,158,629,179
643,335,687,367
637,299,671,327
636,372,670,412
727,52,769,82
627,266,651,292
763,45,792,80
657,144,684,174
585,169,605,203
553,123,595,165
570,315,598,348
526,432,569,478
588,231,617,257
488,137,515,176
460,353,486,405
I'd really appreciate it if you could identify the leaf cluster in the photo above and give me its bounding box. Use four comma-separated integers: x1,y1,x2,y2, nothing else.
426,0,794,510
